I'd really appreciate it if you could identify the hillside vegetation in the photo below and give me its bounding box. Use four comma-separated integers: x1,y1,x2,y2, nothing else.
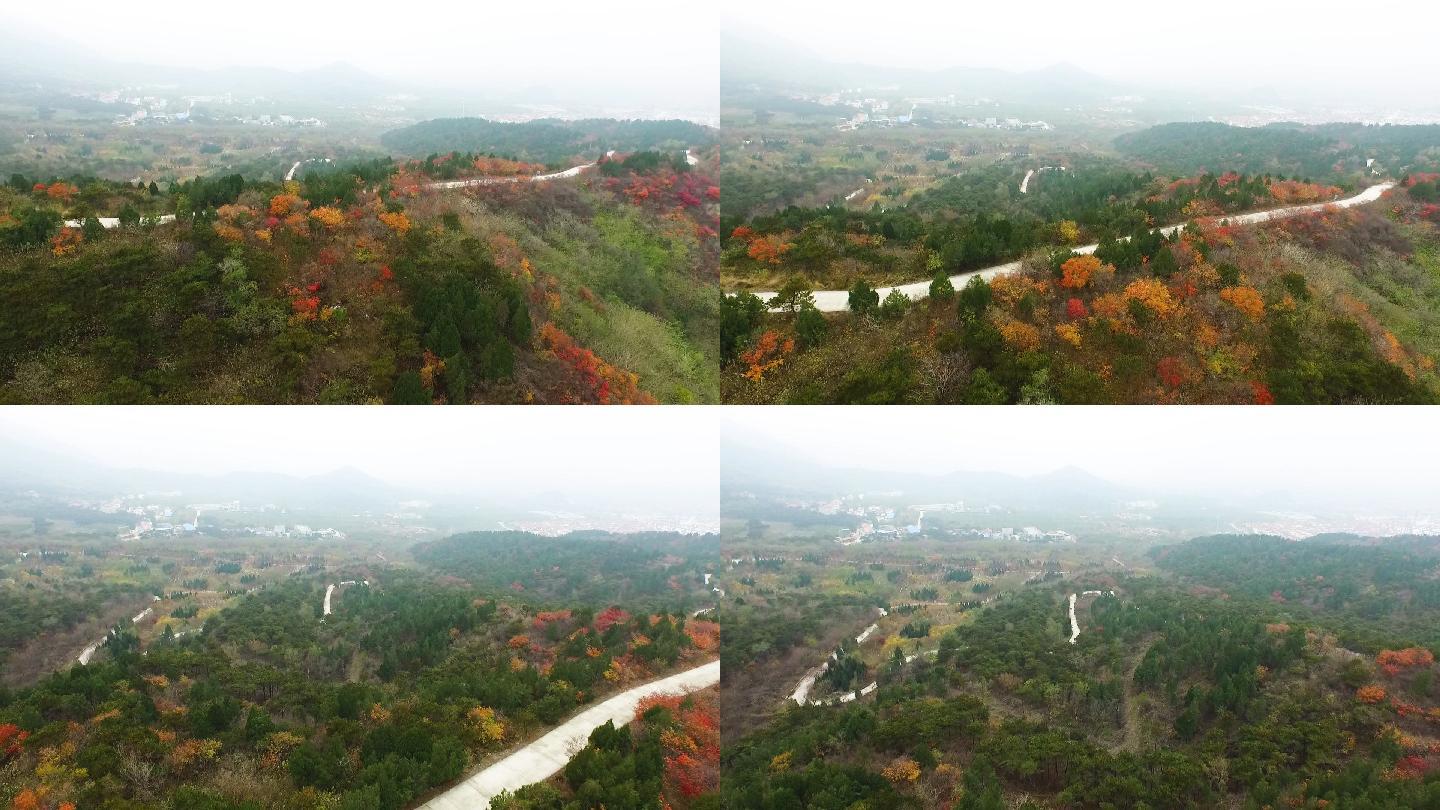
1116,122,1440,181
724,575,1440,808
0,143,719,404
722,187,1440,404
0,535,720,810
379,118,712,165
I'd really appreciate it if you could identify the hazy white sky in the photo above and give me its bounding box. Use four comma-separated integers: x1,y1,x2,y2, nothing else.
3,0,716,108
0,407,717,513
724,406,1439,508
725,0,1438,100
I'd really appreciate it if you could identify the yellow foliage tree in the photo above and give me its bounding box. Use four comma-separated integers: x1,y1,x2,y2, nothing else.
1055,322,1083,348
309,207,346,229
468,706,506,744
261,731,305,769
999,319,1041,352
1123,278,1176,317
212,222,246,243
882,757,922,783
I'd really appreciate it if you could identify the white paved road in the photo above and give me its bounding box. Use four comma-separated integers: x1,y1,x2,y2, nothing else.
741,183,1395,313
59,152,628,231
418,659,719,810
1020,165,1067,194
791,607,888,706
1068,590,1113,644
62,214,177,229
424,160,596,190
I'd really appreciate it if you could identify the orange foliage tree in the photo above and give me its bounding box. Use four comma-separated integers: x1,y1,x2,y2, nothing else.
746,235,792,265
1357,685,1388,704
685,620,719,652
1060,255,1103,289
50,227,83,257
1220,286,1265,321
739,330,795,381
269,193,304,217
377,211,412,234
1377,648,1435,677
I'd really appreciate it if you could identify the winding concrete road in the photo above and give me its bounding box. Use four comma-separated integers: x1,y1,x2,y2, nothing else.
62,213,176,229
418,659,719,810
77,595,163,665
424,159,597,190
791,607,888,706
1020,166,1067,194
61,151,625,231
1068,590,1113,644
741,182,1394,313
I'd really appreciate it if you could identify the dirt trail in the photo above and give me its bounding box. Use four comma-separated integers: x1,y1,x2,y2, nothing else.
1116,635,1159,753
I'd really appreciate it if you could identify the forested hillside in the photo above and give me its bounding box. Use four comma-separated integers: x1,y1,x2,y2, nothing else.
379,118,713,165
411,531,719,612
722,186,1440,403
723,580,1440,808
1116,122,1440,181
0,564,719,809
0,143,719,404
492,688,720,810
1156,534,1440,653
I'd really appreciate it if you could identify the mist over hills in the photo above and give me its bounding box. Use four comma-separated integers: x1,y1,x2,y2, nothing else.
0,19,395,104
0,427,713,520
722,28,1440,123
0,15,710,120
721,433,1142,511
722,30,1131,107
0,435,408,509
719,432,1435,521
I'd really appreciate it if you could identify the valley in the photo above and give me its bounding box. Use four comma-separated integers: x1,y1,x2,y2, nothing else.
717,413,1440,808
0,410,722,810
720,33,1440,405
